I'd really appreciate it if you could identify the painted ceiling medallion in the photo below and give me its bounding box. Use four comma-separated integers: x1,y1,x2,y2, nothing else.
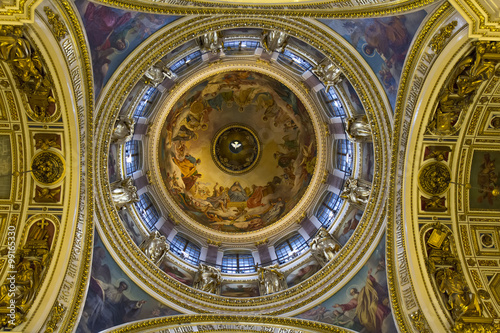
31,151,65,185
418,162,451,196
158,70,317,233
212,124,261,175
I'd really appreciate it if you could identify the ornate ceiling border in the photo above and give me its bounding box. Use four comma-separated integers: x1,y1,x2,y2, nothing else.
94,14,391,314
148,61,328,244
88,0,437,17
103,314,350,333
450,0,500,40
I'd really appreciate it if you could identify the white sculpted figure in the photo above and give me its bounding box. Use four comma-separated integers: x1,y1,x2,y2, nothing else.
143,64,175,87
312,59,342,92
260,30,289,54
111,116,135,145
340,178,371,206
139,231,169,265
345,116,372,142
310,228,341,266
257,265,287,295
193,263,221,294
110,177,139,209
197,31,224,54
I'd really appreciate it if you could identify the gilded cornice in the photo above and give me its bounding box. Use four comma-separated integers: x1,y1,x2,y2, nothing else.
88,0,438,17
0,0,42,24
94,14,391,315
450,0,500,40
108,314,350,333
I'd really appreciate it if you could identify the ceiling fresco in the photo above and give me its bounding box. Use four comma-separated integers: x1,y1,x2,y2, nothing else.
4,0,500,332
158,71,317,233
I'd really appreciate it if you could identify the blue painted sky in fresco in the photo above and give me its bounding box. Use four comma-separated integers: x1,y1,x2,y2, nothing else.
75,0,180,99
76,230,180,332
320,11,429,111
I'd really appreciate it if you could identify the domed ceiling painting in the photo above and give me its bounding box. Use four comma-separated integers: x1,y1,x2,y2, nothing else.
158,71,316,232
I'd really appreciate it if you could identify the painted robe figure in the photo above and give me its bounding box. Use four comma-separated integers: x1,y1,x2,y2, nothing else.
334,269,390,333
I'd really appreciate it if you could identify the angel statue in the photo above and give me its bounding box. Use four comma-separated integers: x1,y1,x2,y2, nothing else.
110,177,139,209
310,228,341,266
139,231,169,265
193,263,221,295
340,178,371,206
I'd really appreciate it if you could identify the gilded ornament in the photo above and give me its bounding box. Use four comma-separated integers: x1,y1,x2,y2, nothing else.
139,231,169,265
260,30,288,54
257,265,287,296
418,162,450,196
452,318,499,333
197,31,224,54
345,116,372,142
110,177,139,210
34,133,61,150
429,21,457,54
435,267,482,320
490,116,500,129
409,309,430,333
421,195,447,212
43,7,68,41
340,178,370,206
143,62,175,87
31,151,65,185
111,116,135,145
193,263,222,295
312,58,341,92
310,227,340,267
44,302,66,333
478,289,491,300
0,25,57,122
34,186,61,203
426,42,500,136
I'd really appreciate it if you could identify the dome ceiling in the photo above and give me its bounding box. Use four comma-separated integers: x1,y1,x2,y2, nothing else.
158,70,317,233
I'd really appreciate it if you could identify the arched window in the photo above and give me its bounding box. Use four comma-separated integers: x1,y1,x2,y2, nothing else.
134,86,158,117
222,253,256,274
170,234,201,266
316,191,343,228
278,49,313,72
336,139,353,174
134,193,159,230
322,88,346,118
170,50,202,73
224,40,259,54
124,140,141,175
275,234,308,265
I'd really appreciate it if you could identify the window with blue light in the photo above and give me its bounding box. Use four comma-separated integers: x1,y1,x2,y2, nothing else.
170,50,202,73
316,191,343,228
134,87,158,117
322,89,346,118
222,253,256,274
336,139,353,174
124,140,141,175
278,50,313,72
224,40,259,53
134,193,159,230
275,234,309,265
170,234,201,266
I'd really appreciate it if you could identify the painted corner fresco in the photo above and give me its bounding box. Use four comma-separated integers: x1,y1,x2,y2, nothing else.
320,11,429,111
74,0,180,98
469,150,500,210
76,231,180,333
159,71,317,233
296,235,396,333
